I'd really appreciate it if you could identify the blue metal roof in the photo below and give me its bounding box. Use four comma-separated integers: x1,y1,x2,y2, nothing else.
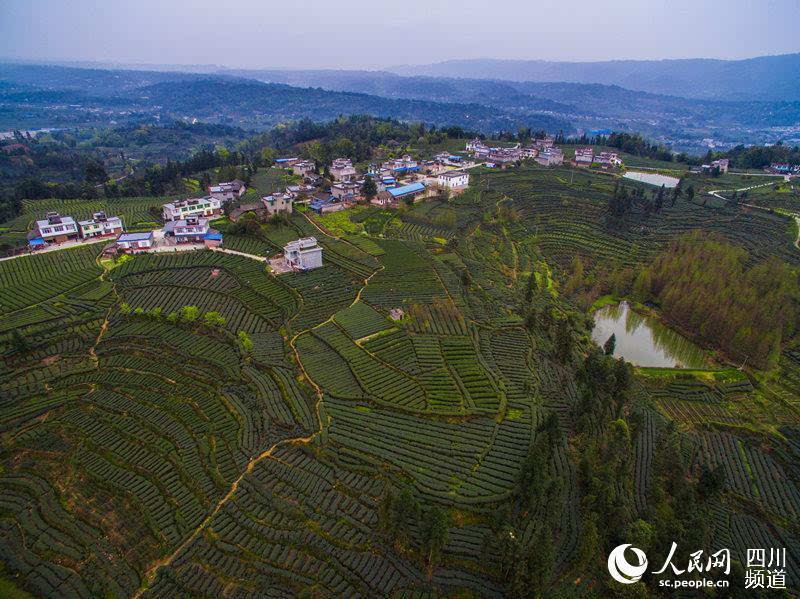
204,232,223,241
28,237,45,246
388,182,425,198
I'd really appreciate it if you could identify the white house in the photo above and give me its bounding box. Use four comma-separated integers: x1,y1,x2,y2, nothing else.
262,192,293,215
594,151,622,167
164,217,210,243
711,158,730,173
162,197,221,221
208,180,246,203
116,231,153,253
437,170,470,189
292,160,316,176
330,158,357,182
574,147,594,166
331,181,360,199
284,237,323,270
78,211,123,239
32,212,79,244
535,148,564,167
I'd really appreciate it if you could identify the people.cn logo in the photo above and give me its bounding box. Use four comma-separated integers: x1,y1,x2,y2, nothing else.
608,544,649,584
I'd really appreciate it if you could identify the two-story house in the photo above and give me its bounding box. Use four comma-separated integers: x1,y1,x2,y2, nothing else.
208,180,246,203
162,197,221,221
262,192,294,215
32,212,79,244
292,160,316,177
164,216,210,243
574,147,594,166
330,158,357,182
535,147,565,166
78,211,124,239
437,170,470,189
284,237,323,271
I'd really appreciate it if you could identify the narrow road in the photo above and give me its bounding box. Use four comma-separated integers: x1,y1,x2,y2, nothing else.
0,236,110,262
707,180,775,201
708,181,800,252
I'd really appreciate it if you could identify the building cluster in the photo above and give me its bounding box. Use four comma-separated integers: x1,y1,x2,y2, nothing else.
572,147,622,168
28,180,245,253
466,137,564,167
29,211,123,247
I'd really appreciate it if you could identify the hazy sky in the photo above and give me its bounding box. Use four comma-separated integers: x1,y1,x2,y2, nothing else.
1,0,798,70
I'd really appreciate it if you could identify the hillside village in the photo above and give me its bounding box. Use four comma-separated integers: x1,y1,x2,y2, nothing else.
19,132,798,275
21,141,492,270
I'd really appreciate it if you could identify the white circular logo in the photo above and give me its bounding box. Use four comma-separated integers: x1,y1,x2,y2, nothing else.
608,544,648,584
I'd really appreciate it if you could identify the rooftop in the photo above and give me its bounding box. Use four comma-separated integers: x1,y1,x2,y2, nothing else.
285,237,320,252
118,232,153,242
388,182,425,198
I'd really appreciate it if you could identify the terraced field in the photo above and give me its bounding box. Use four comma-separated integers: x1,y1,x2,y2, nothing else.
2,162,800,597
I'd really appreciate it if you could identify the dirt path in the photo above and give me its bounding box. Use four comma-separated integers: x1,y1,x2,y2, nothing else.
707,180,774,201
133,259,384,598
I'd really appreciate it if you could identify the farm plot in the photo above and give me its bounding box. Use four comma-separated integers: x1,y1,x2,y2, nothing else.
697,432,800,519
110,250,297,326
333,301,393,340
362,239,449,308
406,299,468,336
362,327,421,375
141,444,433,598
312,322,426,410
0,244,102,313
282,265,360,333
325,397,526,504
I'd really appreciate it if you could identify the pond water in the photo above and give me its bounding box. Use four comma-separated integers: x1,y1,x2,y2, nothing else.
623,171,681,188
591,301,708,368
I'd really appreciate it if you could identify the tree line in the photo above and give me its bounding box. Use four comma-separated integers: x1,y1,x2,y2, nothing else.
631,231,799,368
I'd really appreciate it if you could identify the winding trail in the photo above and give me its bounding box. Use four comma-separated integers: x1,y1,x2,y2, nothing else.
707,181,800,252
707,180,775,201
133,251,384,598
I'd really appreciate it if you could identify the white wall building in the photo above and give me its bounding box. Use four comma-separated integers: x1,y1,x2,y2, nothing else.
284,237,323,270
162,197,221,221
330,158,357,182
208,180,246,203
33,213,79,243
262,193,293,215
116,231,153,252
164,217,210,243
437,170,470,189
78,211,123,239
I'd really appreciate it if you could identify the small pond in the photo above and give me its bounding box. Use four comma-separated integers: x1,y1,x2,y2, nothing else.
623,171,680,188
592,301,709,368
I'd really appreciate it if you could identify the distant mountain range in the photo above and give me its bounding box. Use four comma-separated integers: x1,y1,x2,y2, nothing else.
2,57,800,152
389,53,800,102
0,63,570,134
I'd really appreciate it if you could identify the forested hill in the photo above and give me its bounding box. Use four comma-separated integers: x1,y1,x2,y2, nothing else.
0,63,571,134
390,53,800,102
